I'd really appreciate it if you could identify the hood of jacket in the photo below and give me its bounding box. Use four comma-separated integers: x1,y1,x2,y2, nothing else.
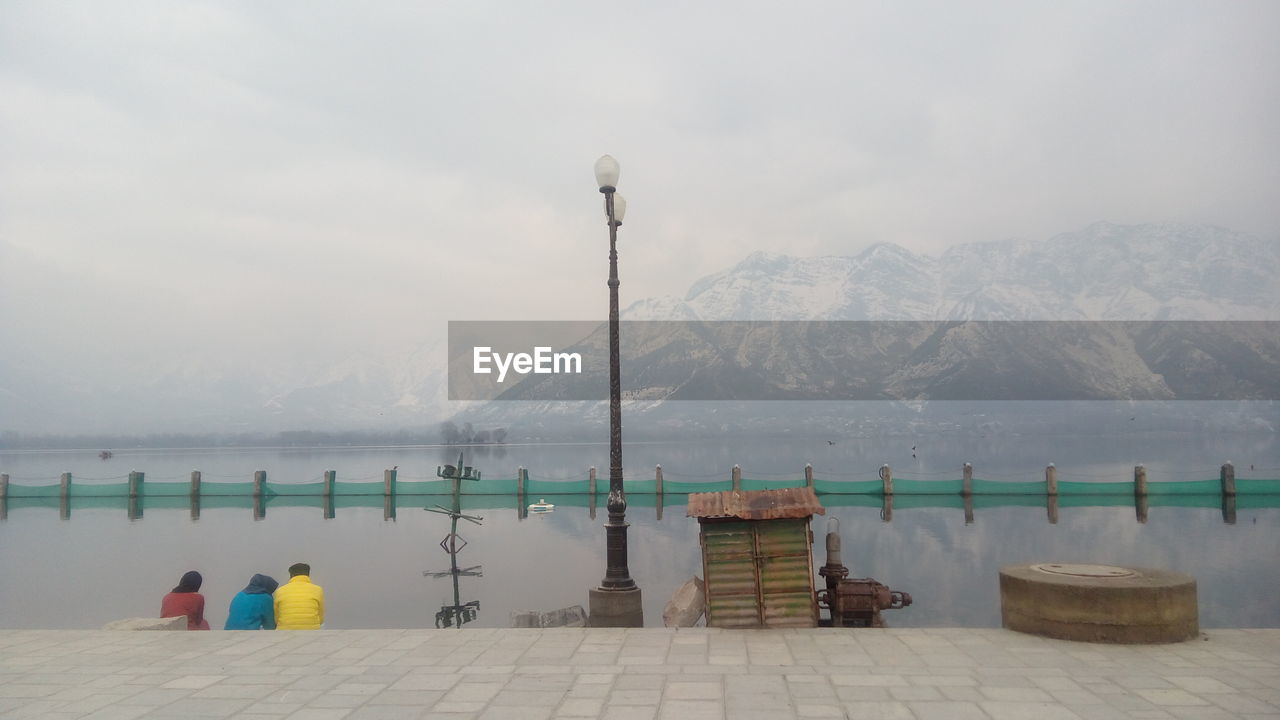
243,574,279,595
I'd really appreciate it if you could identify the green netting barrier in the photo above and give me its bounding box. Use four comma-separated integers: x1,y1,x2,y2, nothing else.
739,477,805,491
625,479,657,494
1237,478,1280,493
7,483,66,498
813,479,882,494
525,479,591,495
265,481,326,497
894,478,964,495
665,480,733,494
1151,494,1221,508
892,494,964,510
972,494,1048,509
5,492,1280,514
1238,494,1280,509
5,475,1280,505
1058,480,1130,496
143,483,196,497
1057,494,1134,508
819,495,897,509
461,477,519,495
198,481,256,496
395,479,451,495
1148,479,1221,495
971,479,1046,495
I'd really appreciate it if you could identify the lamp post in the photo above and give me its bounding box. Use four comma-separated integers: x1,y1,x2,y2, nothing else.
588,154,643,626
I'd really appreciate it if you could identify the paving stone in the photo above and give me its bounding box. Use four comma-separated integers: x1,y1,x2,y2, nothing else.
2,629,1279,720
907,701,992,720
840,700,914,719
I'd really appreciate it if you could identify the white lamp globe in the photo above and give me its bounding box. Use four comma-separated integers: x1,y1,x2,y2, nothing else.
612,194,627,223
594,155,620,191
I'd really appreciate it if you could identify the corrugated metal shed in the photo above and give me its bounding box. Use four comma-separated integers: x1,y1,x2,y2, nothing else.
687,486,825,520
689,488,823,629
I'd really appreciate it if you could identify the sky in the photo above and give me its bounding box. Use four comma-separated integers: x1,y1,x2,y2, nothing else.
2,0,1279,387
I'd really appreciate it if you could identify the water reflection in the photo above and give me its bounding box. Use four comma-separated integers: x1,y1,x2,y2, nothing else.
422,455,484,628
1,438,1277,631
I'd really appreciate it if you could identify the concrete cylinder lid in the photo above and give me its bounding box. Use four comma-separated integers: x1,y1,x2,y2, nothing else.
1000,563,1198,644
1030,563,1136,578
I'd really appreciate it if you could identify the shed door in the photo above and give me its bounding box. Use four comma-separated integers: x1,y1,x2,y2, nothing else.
701,519,817,628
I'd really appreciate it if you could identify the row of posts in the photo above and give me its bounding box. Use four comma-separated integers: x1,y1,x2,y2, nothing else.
0,462,1246,523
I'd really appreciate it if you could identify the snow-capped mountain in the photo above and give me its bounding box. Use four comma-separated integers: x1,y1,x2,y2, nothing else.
468,222,1279,437
3,222,1276,438
629,222,1280,322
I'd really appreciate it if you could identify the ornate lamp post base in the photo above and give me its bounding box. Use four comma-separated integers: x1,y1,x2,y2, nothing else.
588,586,643,627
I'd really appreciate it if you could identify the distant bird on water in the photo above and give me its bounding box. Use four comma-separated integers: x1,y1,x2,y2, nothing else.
827,440,835,445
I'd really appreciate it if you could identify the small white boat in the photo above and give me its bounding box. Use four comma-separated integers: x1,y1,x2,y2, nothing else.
528,498,555,512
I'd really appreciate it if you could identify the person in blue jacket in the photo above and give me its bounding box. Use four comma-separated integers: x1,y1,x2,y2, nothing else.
224,574,279,630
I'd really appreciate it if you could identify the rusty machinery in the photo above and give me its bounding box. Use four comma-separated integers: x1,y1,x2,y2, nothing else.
816,518,912,627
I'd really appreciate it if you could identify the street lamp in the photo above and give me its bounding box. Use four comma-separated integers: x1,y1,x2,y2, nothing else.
587,154,643,626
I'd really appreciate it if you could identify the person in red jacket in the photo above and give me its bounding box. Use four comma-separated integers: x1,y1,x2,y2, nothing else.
161,570,211,630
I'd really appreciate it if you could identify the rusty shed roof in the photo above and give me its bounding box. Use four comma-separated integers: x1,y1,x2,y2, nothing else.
687,486,825,520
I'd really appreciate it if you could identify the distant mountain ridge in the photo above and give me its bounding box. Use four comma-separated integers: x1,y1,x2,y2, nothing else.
469,222,1280,437
2,222,1276,437
625,222,1280,322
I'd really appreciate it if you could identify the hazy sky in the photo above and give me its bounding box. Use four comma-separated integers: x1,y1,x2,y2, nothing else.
3,0,1278,368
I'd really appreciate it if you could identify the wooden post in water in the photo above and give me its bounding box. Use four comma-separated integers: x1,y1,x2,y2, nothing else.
127,471,144,521
732,465,741,492
516,467,526,521
962,463,973,497
656,466,664,521
880,464,893,496
190,470,201,521
253,470,266,521
323,470,336,520
0,473,8,521
588,466,597,520
804,463,814,489
963,494,974,525
1047,495,1059,525
1221,462,1236,497
1222,495,1237,525
1045,464,1057,496
1134,464,1149,524
881,495,893,523
60,472,71,520
384,468,397,521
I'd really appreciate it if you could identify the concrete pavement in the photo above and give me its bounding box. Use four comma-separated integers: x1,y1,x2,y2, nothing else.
1,627,1278,719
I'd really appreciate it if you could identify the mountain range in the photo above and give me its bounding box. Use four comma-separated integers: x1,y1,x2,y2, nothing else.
2,222,1277,439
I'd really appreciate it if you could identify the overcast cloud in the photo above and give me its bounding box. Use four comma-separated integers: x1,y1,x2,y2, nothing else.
2,0,1278,376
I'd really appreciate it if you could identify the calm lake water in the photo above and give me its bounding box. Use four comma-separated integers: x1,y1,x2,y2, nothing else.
1,434,1277,630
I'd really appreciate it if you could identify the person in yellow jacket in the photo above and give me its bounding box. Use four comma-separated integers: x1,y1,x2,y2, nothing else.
274,563,325,629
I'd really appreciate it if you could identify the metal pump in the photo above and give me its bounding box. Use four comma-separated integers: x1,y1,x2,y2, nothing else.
816,518,912,627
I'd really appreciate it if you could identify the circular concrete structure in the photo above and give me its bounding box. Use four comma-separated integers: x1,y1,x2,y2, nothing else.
1000,563,1198,643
